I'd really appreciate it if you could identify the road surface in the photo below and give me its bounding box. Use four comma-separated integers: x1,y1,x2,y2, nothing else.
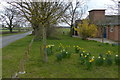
0,31,32,48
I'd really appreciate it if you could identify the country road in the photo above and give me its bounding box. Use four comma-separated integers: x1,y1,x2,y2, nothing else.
0,31,32,48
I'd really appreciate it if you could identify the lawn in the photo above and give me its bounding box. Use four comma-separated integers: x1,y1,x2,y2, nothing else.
2,29,119,78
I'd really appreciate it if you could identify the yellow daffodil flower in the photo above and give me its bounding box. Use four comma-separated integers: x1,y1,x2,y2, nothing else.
116,55,118,57
103,58,106,60
81,54,83,56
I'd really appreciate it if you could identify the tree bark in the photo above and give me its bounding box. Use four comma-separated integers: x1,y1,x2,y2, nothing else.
70,25,74,37
9,27,13,33
42,26,48,62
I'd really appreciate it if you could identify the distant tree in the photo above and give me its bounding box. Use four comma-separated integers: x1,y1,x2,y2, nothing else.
61,0,87,37
107,0,119,15
0,6,21,33
74,19,98,40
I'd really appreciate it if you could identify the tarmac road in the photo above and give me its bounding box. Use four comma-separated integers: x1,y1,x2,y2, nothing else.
0,31,32,48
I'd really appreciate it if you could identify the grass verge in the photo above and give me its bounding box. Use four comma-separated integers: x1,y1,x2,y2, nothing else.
2,33,119,78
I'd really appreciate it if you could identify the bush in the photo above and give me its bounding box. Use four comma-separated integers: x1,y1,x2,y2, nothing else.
74,19,98,40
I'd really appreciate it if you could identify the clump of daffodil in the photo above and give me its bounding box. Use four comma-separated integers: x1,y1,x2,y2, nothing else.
75,45,81,53
46,44,54,48
103,58,106,60
81,53,83,56
116,55,118,57
89,58,94,63
95,56,104,66
83,51,86,53
86,58,94,70
106,50,112,55
46,44,54,56
85,55,87,58
92,56,95,59
114,55,120,65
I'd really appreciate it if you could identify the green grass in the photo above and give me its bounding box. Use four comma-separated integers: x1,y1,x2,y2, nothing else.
0,29,29,36
1,31,28,36
2,31,119,78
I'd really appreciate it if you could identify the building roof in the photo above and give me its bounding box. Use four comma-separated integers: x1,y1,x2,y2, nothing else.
88,9,106,12
104,15,120,26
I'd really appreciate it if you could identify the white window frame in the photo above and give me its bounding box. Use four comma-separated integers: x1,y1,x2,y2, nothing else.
110,26,114,32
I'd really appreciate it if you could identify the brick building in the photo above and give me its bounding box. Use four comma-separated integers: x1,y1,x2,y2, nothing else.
88,9,120,41
74,9,120,41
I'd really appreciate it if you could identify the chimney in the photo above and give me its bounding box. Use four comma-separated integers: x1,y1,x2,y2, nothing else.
89,9,105,24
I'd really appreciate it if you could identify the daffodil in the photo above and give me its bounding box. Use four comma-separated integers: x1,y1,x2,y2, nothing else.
89,59,94,62
81,54,83,56
103,58,106,60
66,52,68,54
92,56,95,59
98,56,101,58
83,51,85,53
50,45,54,47
85,55,87,58
116,55,118,57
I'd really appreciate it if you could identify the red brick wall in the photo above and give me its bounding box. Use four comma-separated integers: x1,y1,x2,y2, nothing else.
89,10,105,38
89,10,105,23
107,26,120,41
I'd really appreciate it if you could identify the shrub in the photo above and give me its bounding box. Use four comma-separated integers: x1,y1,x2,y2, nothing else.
74,19,98,40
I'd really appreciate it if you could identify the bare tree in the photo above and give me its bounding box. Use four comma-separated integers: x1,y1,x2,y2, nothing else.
107,0,119,15
9,1,70,62
61,0,87,37
0,6,21,33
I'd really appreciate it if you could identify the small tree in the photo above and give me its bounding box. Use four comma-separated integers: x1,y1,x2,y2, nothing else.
74,19,98,40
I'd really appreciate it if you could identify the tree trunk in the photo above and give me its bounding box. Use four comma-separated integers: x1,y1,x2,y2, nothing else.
70,25,74,37
42,26,48,62
9,27,13,33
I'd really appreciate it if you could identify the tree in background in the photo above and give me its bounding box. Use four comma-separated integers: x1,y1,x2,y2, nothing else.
74,19,98,40
107,0,119,15
61,0,87,37
0,6,22,33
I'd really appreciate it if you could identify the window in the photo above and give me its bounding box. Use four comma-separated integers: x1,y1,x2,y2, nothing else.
110,27,114,32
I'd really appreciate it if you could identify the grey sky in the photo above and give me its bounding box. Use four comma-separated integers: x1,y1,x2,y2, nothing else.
0,0,117,26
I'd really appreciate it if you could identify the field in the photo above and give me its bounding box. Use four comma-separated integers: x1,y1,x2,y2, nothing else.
0,28,30,36
2,28,119,78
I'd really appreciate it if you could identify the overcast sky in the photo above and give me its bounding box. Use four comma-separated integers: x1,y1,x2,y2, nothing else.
0,0,117,26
